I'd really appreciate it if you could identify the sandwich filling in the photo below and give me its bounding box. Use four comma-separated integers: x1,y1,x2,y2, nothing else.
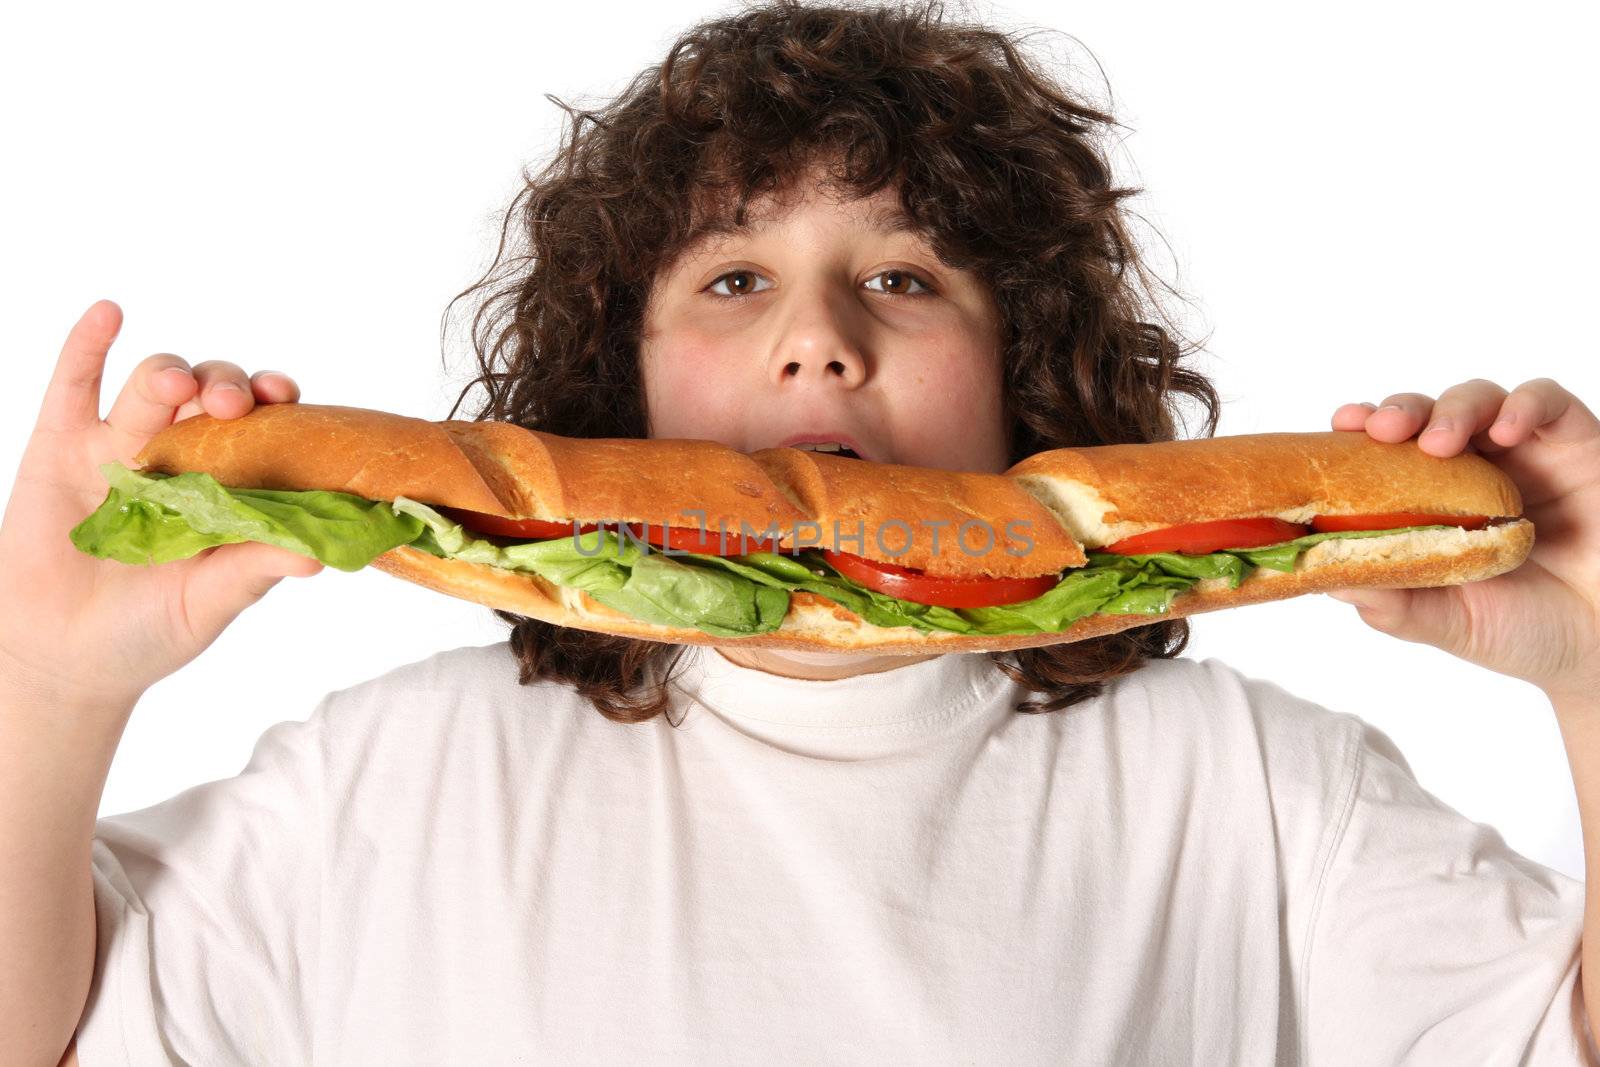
71,462,1488,639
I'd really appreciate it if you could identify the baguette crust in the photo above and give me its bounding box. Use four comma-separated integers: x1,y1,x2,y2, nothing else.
747,446,1085,577
135,405,1535,652
369,518,1533,653
136,404,513,516
436,420,810,532
1007,431,1523,548
137,404,811,533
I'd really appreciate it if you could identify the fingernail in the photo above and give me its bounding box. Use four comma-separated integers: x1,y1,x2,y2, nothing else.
1424,417,1453,435
1494,411,1517,427
213,381,244,393
1376,403,1405,414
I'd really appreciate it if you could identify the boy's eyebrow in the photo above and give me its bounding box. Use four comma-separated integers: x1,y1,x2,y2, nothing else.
863,205,920,235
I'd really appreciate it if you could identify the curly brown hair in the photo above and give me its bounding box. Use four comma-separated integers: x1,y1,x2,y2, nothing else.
442,0,1221,724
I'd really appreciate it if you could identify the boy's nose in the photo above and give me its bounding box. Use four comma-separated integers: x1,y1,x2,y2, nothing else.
766,292,868,387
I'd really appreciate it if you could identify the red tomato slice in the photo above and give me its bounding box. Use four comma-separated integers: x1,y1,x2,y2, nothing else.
439,506,598,541
1309,512,1489,532
1104,517,1310,556
821,549,1061,608
624,522,785,556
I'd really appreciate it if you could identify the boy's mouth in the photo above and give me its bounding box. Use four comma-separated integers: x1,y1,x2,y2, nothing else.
792,442,862,460
774,433,876,462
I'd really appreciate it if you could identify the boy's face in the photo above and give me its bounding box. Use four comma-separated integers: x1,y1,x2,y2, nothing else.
639,170,1011,473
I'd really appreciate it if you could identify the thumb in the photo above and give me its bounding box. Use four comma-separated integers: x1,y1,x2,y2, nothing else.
181,540,324,640
1324,585,1468,652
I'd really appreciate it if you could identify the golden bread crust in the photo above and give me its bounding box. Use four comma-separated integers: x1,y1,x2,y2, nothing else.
1005,430,1522,526
136,404,513,516
439,421,810,531
747,447,1085,577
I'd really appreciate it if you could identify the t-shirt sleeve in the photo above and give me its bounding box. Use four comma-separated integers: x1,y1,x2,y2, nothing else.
1303,714,1598,1065
71,700,326,1066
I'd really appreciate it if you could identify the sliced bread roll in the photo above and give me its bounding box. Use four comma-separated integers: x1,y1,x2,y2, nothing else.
131,407,1533,653
1003,430,1522,547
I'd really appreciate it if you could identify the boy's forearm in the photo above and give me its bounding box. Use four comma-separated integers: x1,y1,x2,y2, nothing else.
0,681,135,1067
1549,690,1600,1050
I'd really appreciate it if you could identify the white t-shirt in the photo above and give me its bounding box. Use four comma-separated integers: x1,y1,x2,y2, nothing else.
74,641,1598,1065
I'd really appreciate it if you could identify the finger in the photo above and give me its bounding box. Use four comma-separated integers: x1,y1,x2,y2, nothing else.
1488,377,1598,450
36,300,124,435
248,369,301,405
1324,585,1469,655
1364,392,1436,442
1330,402,1376,431
1466,421,1514,456
179,541,324,643
1416,378,1508,457
173,360,257,422
1325,587,1408,612
103,354,199,444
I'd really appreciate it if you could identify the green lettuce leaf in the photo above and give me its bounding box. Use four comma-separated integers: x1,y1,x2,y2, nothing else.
69,463,424,572
391,497,789,637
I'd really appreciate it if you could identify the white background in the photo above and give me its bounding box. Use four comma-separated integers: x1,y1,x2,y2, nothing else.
2,1,1595,880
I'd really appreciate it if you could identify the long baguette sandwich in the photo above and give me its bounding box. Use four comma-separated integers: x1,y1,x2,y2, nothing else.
68,403,1534,653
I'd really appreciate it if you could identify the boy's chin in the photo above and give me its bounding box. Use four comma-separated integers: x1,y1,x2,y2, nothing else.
714,646,879,664
754,648,884,663
712,645,941,679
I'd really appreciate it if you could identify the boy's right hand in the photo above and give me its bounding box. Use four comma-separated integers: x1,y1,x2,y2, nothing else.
0,300,322,712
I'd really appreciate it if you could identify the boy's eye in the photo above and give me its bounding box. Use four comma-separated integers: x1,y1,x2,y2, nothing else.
704,268,933,298
707,270,774,297
863,269,932,296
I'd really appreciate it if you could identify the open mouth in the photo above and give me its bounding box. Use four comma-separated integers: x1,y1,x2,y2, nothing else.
792,443,864,460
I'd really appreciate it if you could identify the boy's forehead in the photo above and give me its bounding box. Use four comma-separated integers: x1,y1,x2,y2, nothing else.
680,192,926,258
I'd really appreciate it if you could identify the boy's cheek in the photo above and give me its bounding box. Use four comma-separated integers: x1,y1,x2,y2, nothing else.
898,344,1003,411
641,343,750,441
883,357,1008,472
889,422,1009,474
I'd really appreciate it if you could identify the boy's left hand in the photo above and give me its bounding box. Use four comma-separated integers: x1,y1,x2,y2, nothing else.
1325,378,1600,703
